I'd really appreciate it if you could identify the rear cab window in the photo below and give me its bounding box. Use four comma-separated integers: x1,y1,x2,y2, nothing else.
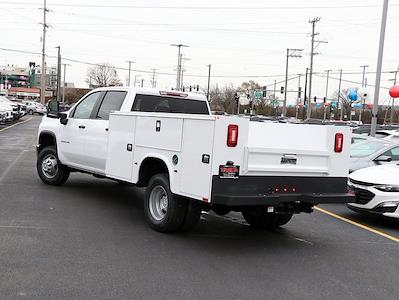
96,91,127,120
131,94,209,115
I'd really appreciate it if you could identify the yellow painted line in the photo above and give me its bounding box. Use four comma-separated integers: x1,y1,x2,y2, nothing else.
315,206,399,243
0,117,33,132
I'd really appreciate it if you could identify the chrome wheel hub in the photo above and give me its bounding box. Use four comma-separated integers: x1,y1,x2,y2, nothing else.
149,185,168,221
41,154,58,179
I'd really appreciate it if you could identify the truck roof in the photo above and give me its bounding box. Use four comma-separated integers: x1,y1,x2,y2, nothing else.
92,87,207,102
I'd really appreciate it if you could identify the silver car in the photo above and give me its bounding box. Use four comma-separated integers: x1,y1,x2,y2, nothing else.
350,138,399,172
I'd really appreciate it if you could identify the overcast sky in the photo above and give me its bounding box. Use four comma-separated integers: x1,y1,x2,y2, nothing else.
1,0,399,105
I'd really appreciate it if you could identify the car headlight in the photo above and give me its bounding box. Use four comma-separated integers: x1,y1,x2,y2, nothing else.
375,185,399,192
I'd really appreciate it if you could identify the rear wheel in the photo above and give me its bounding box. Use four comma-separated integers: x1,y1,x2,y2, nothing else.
144,174,187,233
242,208,293,229
37,146,70,185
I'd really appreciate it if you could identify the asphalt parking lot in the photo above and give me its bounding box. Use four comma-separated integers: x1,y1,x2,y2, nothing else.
0,115,398,300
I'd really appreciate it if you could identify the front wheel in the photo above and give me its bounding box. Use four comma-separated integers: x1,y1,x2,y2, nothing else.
37,146,70,185
144,174,187,233
242,208,293,229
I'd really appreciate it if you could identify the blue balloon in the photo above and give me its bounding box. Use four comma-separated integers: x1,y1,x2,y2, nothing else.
353,103,362,109
348,90,358,101
316,103,323,108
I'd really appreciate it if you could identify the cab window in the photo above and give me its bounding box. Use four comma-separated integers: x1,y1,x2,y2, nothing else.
96,91,127,120
72,92,101,119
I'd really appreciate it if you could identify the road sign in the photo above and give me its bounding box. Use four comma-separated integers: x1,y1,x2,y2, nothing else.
255,91,263,99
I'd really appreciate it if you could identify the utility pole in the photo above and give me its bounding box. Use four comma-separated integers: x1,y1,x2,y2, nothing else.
389,65,399,124
207,64,211,101
324,69,332,121
272,80,276,116
283,48,303,117
359,65,369,123
141,79,144,88
55,46,61,102
61,63,70,103
295,74,302,119
40,0,48,104
303,68,309,120
180,56,190,90
151,68,157,88
371,0,389,137
126,60,134,86
307,17,327,119
171,44,188,91
338,69,343,120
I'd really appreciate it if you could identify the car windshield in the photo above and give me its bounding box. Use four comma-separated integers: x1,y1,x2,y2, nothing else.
350,140,390,158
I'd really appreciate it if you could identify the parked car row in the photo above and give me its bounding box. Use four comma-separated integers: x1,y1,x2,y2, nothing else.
0,96,27,124
22,100,47,115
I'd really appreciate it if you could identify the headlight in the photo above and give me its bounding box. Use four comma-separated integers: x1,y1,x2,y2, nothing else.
375,185,399,192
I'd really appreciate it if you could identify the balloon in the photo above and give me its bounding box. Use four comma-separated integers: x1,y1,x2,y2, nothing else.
353,103,362,109
348,90,358,101
389,85,399,98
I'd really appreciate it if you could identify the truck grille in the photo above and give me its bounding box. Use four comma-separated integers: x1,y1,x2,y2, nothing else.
352,187,375,204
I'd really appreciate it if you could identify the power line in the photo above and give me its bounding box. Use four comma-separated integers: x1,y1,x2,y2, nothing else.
3,2,399,9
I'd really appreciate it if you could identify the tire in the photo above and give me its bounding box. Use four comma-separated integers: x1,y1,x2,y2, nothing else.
276,213,293,226
179,199,203,232
144,174,187,233
242,208,293,229
37,146,70,185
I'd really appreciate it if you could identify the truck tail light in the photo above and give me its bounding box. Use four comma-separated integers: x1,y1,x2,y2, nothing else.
335,133,344,153
227,124,239,147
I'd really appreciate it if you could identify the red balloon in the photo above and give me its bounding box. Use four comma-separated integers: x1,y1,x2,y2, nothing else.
389,85,399,98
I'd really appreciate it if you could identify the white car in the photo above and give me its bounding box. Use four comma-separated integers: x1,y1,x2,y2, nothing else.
23,101,46,115
348,164,399,218
0,101,15,122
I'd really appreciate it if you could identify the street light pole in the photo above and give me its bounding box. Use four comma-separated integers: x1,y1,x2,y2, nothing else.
40,0,48,104
61,63,70,103
371,0,389,137
126,60,134,86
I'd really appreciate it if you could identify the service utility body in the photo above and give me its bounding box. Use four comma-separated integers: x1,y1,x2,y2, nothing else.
37,87,354,232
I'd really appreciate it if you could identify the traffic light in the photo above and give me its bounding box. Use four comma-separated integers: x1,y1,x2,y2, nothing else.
182,86,185,92
196,85,199,91
234,93,239,103
280,86,284,94
262,86,267,97
314,96,317,103
298,87,302,98
323,97,326,103
249,100,253,107
189,86,192,92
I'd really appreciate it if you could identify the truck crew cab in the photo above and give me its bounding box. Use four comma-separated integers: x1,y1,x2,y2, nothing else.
37,87,353,232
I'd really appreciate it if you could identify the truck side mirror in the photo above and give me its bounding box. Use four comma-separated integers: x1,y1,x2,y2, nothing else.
47,100,59,118
374,155,392,163
59,112,68,125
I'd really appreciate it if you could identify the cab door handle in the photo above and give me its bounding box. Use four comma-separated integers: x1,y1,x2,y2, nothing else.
78,125,86,129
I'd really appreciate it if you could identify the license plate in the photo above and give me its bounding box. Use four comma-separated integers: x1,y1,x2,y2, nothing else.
219,165,239,178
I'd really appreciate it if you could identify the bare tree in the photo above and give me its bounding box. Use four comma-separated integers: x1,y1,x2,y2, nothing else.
86,63,122,87
332,88,352,120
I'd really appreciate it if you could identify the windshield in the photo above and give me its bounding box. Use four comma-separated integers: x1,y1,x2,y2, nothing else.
350,140,389,158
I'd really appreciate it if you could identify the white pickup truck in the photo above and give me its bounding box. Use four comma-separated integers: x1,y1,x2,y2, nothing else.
37,87,353,232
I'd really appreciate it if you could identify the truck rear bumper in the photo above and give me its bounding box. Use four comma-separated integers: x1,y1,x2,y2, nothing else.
211,175,354,206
